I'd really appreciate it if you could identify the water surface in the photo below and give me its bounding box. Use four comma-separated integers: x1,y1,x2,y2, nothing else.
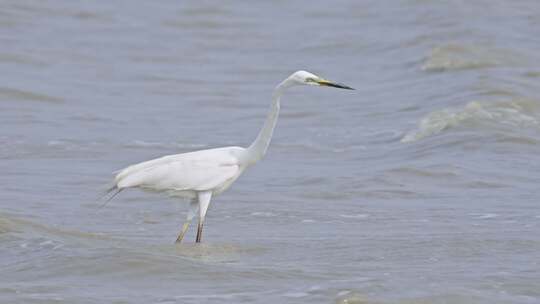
1,1,540,303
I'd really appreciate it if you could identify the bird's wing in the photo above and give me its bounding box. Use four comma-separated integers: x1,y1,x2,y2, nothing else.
114,148,240,192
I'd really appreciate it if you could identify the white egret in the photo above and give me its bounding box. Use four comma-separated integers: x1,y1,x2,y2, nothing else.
106,70,353,243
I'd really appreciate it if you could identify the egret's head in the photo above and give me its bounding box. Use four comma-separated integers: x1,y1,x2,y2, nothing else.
288,70,354,90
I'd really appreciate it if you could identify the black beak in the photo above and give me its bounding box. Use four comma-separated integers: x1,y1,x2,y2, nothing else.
317,80,355,90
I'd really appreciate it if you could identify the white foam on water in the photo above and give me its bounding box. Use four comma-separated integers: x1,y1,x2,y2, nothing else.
402,99,540,143
471,213,499,220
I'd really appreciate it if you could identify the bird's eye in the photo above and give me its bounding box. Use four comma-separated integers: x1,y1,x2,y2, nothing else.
305,78,315,83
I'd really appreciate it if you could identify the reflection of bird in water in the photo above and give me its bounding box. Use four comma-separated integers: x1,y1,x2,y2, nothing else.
105,71,354,243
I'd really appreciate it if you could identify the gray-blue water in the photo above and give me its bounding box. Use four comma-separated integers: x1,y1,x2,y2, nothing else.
1,1,540,303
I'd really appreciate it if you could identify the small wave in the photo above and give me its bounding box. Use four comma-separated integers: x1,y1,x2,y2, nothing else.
167,242,267,263
126,140,168,148
401,98,540,143
0,213,111,241
250,212,277,217
0,53,45,66
471,213,499,220
283,291,309,298
523,71,540,78
339,214,370,219
387,167,458,178
422,44,520,72
163,19,252,30
0,87,63,103
124,140,209,149
274,141,365,154
335,292,373,304
0,217,16,234
19,238,65,251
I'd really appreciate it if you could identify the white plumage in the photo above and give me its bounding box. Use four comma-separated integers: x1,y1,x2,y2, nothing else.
115,147,245,198
106,70,353,243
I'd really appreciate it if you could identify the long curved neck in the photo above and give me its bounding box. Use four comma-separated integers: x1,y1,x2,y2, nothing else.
246,80,290,165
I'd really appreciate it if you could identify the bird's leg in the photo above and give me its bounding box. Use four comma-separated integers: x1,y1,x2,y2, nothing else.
195,191,212,243
175,199,198,243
